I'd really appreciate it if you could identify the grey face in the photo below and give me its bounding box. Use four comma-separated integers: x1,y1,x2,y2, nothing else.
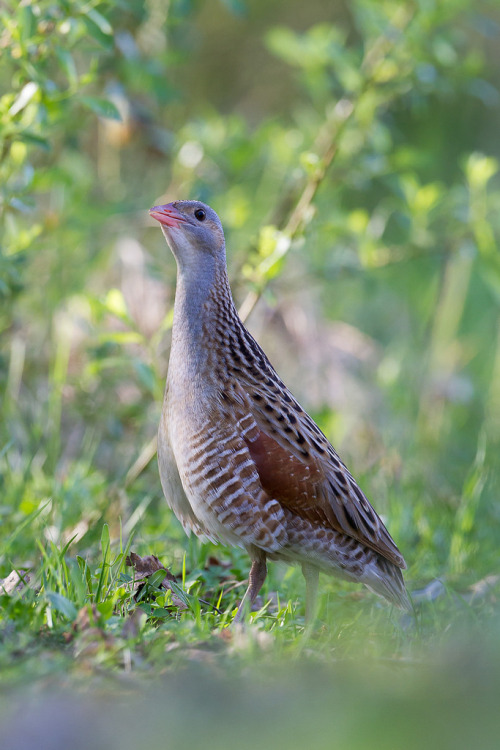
150,200,226,262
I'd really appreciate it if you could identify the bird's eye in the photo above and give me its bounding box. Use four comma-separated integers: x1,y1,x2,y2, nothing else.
194,208,206,222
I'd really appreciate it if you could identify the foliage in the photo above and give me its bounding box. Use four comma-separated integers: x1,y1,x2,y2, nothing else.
1,0,500,744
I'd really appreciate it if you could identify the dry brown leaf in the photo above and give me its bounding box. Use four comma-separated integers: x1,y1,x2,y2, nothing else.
206,556,231,569
125,551,187,610
125,552,176,581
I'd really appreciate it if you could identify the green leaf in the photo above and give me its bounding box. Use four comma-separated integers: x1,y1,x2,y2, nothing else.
133,361,157,395
85,8,113,36
149,607,171,619
18,6,36,43
81,14,114,49
266,27,303,68
98,331,144,345
46,591,77,621
219,0,247,17
95,524,111,603
17,131,51,150
81,96,121,121
77,556,93,597
101,523,110,563
148,569,169,589
103,288,129,319
55,47,78,87
465,152,498,189
96,599,114,620
168,579,190,608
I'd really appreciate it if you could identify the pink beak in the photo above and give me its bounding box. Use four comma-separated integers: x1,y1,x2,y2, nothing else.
149,202,187,228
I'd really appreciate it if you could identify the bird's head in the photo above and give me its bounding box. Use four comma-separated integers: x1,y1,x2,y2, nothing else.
149,200,225,271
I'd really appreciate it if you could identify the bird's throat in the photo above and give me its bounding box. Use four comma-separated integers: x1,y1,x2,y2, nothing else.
169,262,235,388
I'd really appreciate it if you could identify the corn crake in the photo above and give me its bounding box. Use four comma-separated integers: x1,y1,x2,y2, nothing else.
149,199,410,622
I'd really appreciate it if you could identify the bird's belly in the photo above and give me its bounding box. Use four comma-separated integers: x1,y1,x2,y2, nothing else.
164,395,287,552
160,399,247,548
157,406,213,540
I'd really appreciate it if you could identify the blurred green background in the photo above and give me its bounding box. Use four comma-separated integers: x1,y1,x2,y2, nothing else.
1,0,500,746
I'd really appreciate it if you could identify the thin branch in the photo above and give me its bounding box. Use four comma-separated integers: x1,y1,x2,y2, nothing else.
238,99,354,323
238,6,415,323
124,435,157,489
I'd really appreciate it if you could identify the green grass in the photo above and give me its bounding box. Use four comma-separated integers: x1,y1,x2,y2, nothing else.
1,451,498,672
1,505,500,749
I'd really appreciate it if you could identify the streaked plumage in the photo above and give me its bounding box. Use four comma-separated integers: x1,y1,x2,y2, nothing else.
150,199,410,620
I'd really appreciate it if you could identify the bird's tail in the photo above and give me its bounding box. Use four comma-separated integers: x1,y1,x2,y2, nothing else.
362,556,412,611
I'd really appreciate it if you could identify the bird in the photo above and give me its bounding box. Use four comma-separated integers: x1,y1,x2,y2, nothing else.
149,199,410,622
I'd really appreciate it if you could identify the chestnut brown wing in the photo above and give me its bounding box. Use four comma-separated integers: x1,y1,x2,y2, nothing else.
245,425,405,568
232,376,406,570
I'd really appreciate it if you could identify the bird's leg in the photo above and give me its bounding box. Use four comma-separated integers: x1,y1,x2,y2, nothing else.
301,562,319,624
233,547,267,623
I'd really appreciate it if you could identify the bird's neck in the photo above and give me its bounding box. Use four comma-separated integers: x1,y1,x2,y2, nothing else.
168,259,237,389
